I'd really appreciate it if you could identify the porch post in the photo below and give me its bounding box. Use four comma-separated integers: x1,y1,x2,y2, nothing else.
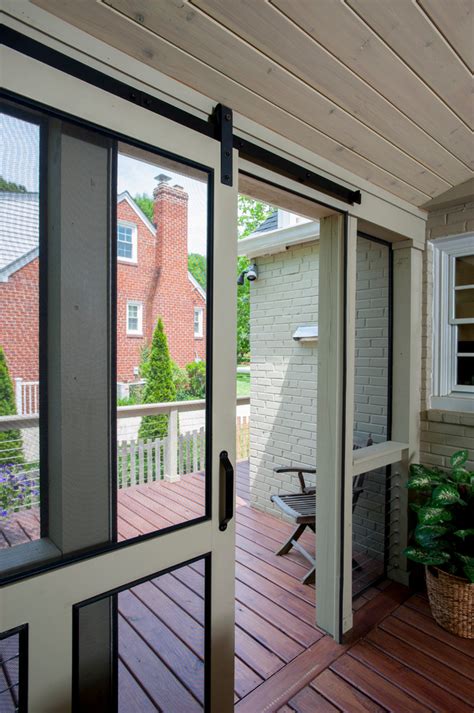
388,243,423,584
164,407,179,482
316,214,357,640
14,378,23,416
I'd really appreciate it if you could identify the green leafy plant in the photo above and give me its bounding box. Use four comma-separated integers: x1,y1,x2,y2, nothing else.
403,450,474,582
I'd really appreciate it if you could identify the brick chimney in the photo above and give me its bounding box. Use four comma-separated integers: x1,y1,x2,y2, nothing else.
153,174,189,280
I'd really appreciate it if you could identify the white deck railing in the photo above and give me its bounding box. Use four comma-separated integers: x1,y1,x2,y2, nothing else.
14,379,39,416
0,397,250,511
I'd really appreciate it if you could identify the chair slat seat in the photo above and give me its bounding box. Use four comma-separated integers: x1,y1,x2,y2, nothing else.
270,493,315,523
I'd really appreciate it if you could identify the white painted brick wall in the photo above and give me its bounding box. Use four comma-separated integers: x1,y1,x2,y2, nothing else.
354,237,390,446
249,243,319,517
249,237,390,547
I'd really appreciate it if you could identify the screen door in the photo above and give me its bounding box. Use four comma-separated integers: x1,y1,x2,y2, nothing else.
0,46,237,712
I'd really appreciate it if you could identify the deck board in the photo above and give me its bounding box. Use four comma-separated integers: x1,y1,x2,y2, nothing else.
1,461,472,711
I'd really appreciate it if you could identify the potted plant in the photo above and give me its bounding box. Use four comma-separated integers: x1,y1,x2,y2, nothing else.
404,449,474,638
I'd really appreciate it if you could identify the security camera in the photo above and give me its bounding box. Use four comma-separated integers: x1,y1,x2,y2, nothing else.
246,264,258,281
237,263,258,285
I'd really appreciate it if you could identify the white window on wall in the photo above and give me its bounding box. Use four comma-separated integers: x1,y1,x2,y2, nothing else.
127,301,143,336
433,234,474,411
117,221,137,262
194,307,203,338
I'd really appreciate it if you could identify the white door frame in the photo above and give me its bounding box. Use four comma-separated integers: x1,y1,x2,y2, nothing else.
1,47,238,712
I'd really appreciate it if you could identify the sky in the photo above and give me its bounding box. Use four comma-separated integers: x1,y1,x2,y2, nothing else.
118,153,208,255
2,113,40,192
2,113,208,255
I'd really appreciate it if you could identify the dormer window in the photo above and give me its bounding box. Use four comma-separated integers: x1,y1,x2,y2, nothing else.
118,221,137,263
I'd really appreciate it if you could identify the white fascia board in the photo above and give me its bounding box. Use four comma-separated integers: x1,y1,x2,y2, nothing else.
238,221,319,258
188,272,206,300
0,246,39,282
117,192,155,236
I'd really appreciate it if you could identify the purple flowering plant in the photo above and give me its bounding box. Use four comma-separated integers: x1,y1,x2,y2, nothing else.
0,463,39,519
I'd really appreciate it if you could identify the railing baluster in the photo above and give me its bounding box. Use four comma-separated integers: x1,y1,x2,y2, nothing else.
200,427,205,471
138,439,145,485
193,430,198,472
130,439,136,486
164,408,179,482
121,441,127,488
146,439,152,483
185,433,191,474
178,434,184,476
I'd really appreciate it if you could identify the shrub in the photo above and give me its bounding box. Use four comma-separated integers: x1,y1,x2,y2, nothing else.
171,361,189,401
186,361,206,399
138,319,176,440
0,348,23,465
403,449,474,582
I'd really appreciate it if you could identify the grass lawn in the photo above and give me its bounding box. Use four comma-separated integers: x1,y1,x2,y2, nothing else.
236,372,250,397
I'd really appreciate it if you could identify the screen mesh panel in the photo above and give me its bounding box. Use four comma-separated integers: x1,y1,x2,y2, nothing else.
352,236,391,597
116,143,209,540
0,109,41,555
75,558,207,712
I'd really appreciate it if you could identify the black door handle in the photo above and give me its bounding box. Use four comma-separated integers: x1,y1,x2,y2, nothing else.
219,450,234,531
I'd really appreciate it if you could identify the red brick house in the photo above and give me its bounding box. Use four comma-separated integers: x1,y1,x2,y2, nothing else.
0,178,206,391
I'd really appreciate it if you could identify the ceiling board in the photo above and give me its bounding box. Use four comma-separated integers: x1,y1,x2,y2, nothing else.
192,0,469,185
347,0,472,127
271,0,473,167
29,0,474,207
30,0,431,205
105,0,450,197
418,0,474,72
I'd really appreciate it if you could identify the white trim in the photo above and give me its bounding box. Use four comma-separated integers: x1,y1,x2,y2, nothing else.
117,219,138,264
238,220,319,258
0,246,39,282
117,191,155,236
126,300,143,335
194,306,204,338
188,272,206,300
432,232,474,408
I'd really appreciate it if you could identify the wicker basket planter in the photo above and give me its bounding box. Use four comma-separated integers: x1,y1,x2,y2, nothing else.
426,566,474,639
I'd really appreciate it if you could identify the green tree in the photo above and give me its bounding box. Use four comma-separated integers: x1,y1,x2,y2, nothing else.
0,348,23,464
237,196,273,362
188,253,207,290
134,193,154,223
0,177,27,193
138,319,176,440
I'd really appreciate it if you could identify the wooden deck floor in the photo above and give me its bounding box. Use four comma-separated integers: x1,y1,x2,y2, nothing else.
1,462,473,711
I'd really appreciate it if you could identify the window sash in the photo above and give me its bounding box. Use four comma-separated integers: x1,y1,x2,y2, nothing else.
127,302,142,334
117,223,136,262
194,308,203,337
433,235,474,400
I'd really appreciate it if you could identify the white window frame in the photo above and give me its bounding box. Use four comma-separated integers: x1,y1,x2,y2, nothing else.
432,233,474,412
194,306,204,338
117,220,138,263
127,300,143,336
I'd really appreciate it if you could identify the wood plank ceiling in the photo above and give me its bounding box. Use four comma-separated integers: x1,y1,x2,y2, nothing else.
32,0,474,206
